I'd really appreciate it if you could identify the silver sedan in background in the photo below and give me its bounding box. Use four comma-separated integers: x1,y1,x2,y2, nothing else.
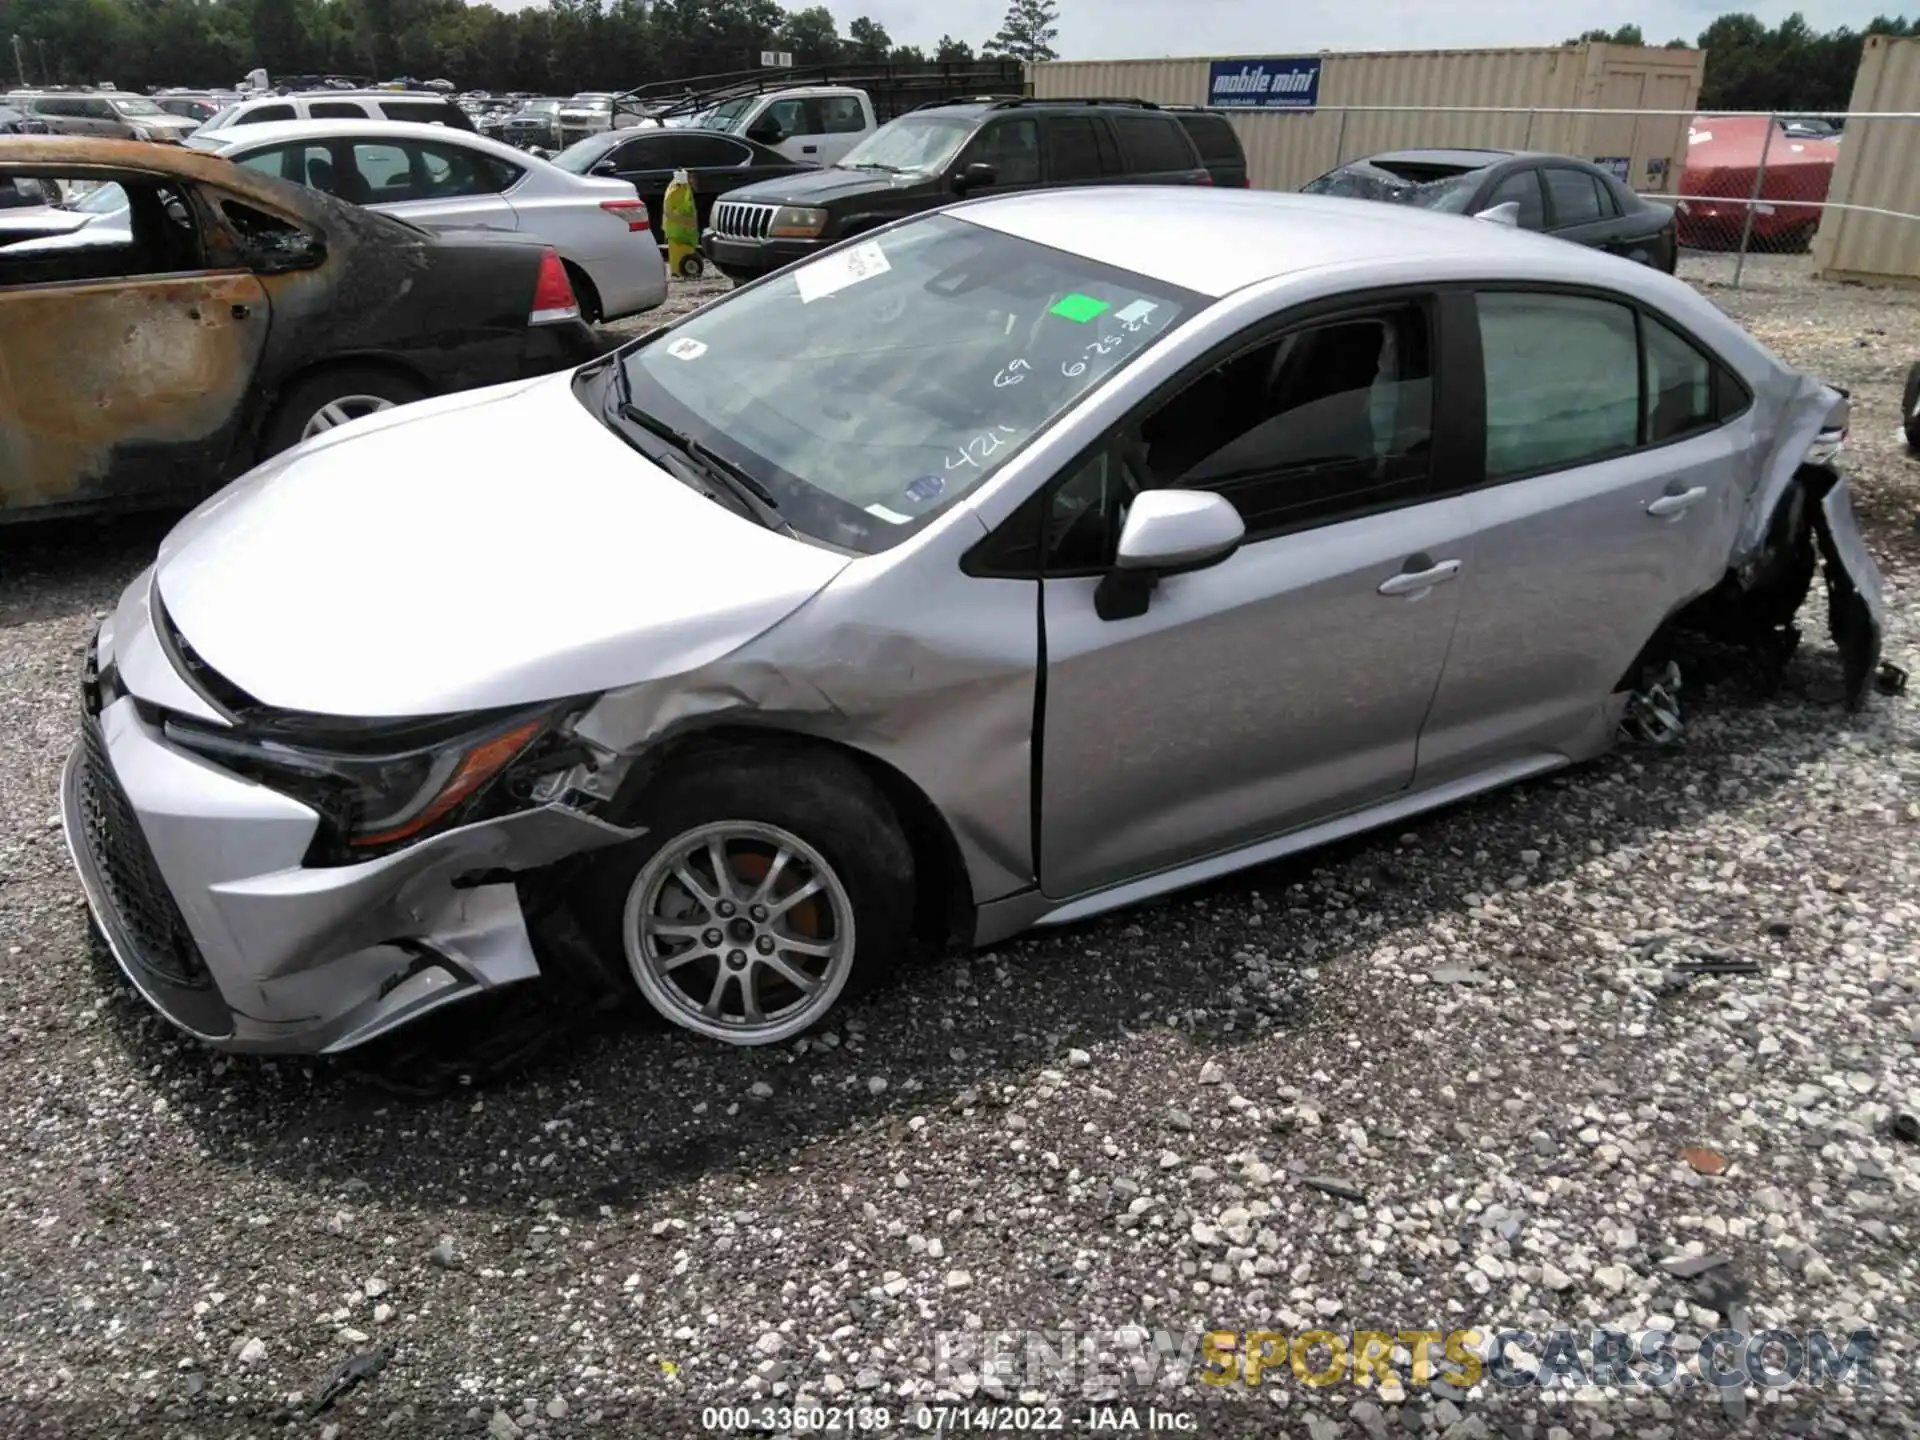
64,188,1888,1058
188,118,666,322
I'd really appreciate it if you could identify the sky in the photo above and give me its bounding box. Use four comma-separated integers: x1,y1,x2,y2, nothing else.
478,0,1912,55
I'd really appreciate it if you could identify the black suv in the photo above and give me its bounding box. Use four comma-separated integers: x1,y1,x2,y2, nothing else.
702,97,1213,283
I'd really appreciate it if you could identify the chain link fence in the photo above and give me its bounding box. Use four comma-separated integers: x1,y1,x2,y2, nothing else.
1298,105,1920,288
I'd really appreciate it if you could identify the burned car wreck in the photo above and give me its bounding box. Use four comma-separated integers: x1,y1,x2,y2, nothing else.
64,189,1896,1057
0,138,599,524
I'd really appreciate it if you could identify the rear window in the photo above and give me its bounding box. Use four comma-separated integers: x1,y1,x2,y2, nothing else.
1110,113,1197,175
1176,113,1242,165
237,103,296,125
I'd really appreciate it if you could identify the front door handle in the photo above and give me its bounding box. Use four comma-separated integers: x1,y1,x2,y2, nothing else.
1646,485,1708,518
1378,557,1463,598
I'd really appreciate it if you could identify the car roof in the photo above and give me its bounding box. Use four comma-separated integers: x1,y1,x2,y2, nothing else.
231,90,451,106
953,185,1606,299
1360,147,1520,168
199,118,502,151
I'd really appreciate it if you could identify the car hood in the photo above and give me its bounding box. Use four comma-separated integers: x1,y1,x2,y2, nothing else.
152,372,853,719
723,165,931,205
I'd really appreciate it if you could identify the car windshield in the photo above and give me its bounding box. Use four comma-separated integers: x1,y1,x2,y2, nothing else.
837,116,973,173
615,212,1199,555
1301,160,1485,213
200,103,240,130
522,100,561,115
705,97,754,133
552,132,625,172
111,97,167,117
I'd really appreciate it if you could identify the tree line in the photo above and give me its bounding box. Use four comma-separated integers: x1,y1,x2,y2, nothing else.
1,1,1913,113
1572,12,1919,112
0,0,1060,96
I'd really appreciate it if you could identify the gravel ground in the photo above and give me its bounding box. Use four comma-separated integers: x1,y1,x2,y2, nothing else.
2,258,1918,1440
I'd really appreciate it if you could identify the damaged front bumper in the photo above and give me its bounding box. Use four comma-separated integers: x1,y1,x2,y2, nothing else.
1811,474,1891,708
60,630,639,1055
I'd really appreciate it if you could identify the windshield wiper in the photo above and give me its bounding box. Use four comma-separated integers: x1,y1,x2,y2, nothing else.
837,161,899,172
606,366,791,533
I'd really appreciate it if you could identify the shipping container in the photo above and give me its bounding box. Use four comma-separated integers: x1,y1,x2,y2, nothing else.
1814,35,1920,284
1028,42,1703,194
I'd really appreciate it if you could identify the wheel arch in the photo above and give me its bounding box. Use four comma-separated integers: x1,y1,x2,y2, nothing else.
610,723,976,951
249,352,434,463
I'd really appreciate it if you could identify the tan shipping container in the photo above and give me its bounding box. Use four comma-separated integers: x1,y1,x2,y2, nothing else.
1815,35,1920,284
1028,42,1703,193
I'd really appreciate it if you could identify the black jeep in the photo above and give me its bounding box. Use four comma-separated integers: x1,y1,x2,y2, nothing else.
701,97,1213,284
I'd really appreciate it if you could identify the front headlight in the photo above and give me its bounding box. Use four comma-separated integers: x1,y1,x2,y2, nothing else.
770,205,829,239
164,703,580,864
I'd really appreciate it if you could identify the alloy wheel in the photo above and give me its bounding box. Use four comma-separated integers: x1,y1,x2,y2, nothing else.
302,394,397,439
623,820,856,1044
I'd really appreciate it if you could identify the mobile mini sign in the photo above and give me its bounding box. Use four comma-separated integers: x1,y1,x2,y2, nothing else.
1207,57,1322,112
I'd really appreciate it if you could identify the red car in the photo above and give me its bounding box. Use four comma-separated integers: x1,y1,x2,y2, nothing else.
1677,115,1837,252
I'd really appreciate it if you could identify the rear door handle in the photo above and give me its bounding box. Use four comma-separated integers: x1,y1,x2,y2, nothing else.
1647,485,1708,518
1378,557,1462,598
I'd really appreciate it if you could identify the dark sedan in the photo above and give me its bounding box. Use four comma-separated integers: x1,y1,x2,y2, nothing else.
551,127,809,242
1304,148,1678,272
0,137,602,523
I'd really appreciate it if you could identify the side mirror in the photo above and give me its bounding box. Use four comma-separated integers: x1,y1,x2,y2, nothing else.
1094,490,1245,622
953,161,997,193
1473,201,1521,227
748,121,785,144
591,159,619,176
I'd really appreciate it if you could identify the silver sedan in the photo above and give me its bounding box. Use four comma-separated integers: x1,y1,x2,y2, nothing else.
187,118,666,322
64,187,1889,1056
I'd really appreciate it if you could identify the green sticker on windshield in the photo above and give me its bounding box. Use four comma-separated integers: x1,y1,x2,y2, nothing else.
1050,293,1110,323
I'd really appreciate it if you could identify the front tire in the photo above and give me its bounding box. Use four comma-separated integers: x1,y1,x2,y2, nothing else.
581,748,914,1045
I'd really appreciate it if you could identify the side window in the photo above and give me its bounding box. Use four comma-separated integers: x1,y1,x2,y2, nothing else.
1477,292,1638,478
819,96,867,134
1044,449,1148,571
234,144,297,181
1543,167,1604,228
1047,116,1104,183
414,142,517,197
236,104,295,125
218,197,319,268
1092,119,1121,174
965,119,1040,185
309,101,369,120
1110,114,1195,174
1481,170,1545,229
1135,305,1434,538
1643,314,1717,443
609,138,664,170
667,134,751,168
0,176,197,285
349,142,417,201
84,100,116,120
761,99,807,136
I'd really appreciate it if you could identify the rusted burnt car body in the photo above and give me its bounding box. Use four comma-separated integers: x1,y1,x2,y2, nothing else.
0,137,602,523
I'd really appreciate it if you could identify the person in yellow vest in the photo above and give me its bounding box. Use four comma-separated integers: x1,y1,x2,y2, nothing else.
663,168,703,279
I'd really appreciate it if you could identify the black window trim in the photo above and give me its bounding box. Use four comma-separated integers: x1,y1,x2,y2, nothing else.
1461,279,1756,490
963,283,1467,579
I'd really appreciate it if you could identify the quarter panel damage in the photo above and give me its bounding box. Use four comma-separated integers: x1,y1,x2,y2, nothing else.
575,593,1040,910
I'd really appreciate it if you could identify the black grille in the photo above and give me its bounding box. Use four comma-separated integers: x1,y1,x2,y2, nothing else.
74,714,211,990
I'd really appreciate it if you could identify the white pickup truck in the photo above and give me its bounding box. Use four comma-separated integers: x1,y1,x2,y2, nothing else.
670,85,877,167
